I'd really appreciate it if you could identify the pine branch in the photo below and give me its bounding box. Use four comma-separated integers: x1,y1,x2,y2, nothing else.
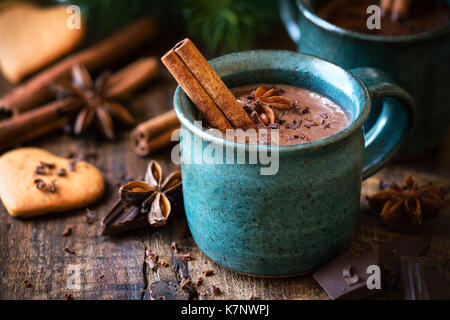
43,0,278,53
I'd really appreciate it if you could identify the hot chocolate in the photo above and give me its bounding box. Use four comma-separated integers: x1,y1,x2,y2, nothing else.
317,0,450,36
231,84,349,146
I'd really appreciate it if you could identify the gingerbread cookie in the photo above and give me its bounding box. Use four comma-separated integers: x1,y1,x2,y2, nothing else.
0,4,85,83
0,148,104,217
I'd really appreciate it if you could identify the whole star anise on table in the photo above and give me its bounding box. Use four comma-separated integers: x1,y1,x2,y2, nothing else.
119,160,182,227
53,64,135,139
366,176,447,228
241,87,292,127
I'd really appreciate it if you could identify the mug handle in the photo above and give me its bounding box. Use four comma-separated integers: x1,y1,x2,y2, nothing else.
350,67,416,179
279,0,301,45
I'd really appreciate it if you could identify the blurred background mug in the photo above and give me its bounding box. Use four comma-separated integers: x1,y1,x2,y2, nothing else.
280,0,450,157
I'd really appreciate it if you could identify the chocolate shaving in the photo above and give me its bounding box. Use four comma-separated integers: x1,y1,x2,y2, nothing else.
180,277,196,292
145,249,160,271
23,280,33,288
62,227,72,237
64,247,76,255
159,259,169,267
183,253,193,261
195,277,203,286
202,269,215,277
342,265,360,286
209,285,221,296
64,293,73,300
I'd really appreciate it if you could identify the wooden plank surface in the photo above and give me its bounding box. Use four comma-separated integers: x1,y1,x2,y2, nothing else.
0,40,449,300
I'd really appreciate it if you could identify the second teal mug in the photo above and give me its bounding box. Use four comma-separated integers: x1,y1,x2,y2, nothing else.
174,50,414,276
280,0,450,157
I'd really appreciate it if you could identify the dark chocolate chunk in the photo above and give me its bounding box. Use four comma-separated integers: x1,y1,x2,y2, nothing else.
40,161,55,169
56,168,67,177
373,238,430,285
35,165,46,175
149,280,189,300
33,179,46,191
49,180,57,193
101,200,147,235
313,244,381,300
400,256,450,300
172,253,190,281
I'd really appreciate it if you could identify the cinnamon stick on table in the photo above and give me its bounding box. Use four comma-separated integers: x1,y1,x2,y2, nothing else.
0,18,156,115
0,57,159,151
131,110,180,157
0,98,81,149
161,38,255,130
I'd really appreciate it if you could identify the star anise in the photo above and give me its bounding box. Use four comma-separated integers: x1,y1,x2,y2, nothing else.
366,176,447,228
119,161,181,227
53,64,135,139
242,87,292,127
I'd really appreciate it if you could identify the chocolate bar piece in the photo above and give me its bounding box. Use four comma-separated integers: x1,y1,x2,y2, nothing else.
313,244,382,300
375,239,430,270
101,200,148,235
400,256,450,300
374,239,430,285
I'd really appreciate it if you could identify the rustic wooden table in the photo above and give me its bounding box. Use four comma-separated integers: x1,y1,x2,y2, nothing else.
0,34,449,300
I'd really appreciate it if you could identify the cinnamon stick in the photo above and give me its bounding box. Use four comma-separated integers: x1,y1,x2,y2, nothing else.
105,57,159,99
0,98,82,149
161,50,232,131
391,0,411,21
173,38,255,130
380,0,412,21
380,0,393,15
0,18,156,115
0,57,159,151
131,110,180,156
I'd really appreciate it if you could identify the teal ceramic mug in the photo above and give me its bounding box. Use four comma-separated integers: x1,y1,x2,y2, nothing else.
280,0,450,157
173,50,414,276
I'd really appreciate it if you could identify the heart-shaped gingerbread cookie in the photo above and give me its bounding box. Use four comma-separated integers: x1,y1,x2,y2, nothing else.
0,148,104,217
0,4,85,83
